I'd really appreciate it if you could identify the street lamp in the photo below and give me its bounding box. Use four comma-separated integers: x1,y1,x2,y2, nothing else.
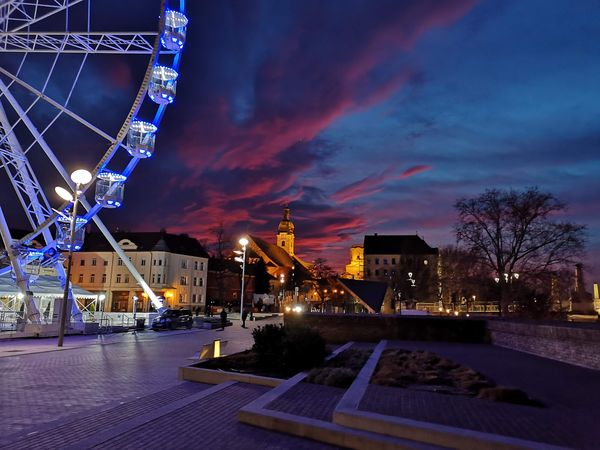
234,237,248,323
56,168,92,347
279,273,285,310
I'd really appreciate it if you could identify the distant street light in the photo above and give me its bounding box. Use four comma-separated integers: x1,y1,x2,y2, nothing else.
57,168,92,347
234,237,248,322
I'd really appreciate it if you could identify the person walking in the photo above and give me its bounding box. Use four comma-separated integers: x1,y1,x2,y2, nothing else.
220,308,227,331
241,309,248,328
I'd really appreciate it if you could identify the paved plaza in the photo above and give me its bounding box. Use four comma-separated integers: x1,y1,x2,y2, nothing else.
2,318,600,449
0,316,342,450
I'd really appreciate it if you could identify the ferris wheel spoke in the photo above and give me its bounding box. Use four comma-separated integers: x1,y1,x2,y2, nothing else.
2,0,85,33
0,67,118,143
0,32,171,54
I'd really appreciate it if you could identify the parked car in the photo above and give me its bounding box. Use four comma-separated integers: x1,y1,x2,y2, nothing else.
151,309,193,330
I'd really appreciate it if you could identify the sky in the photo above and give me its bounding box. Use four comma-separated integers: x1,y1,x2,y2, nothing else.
1,0,599,285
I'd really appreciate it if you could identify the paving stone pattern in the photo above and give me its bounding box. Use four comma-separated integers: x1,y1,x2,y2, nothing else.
266,382,345,422
0,318,278,438
94,383,342,450
5,382,211,450
361,385,584,447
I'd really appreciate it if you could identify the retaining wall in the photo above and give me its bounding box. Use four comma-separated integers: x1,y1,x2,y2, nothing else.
284,313,489,343
487,320,600,370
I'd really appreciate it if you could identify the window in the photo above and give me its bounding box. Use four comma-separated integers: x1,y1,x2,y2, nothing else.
366,269,371,277
281,241,285,246
158,259,162,266
80,259,85,266
90,274,95,283
192,294,197,303
141,259,146,266
193,261,198,270
92,258,97,266
383,269,388,276
199,278,203,287
179,293,185,303
181,260,188,269
383,259,388,265
103,260,108,266
375,269,380,276
124,275,130,283
153,259,156,266
200,262,204,271
117,258,123,266
193,277,198,287
102,273,107,283
375,258,380,265
116,274,122,283
199,294,203,303
180,276,188,286
392,258,396,265
78,273,84,283
152,274,156,284
156,274,161,284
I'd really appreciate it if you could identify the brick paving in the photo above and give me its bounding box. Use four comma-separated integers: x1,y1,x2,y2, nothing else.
266,382,346,421
94,383,341,450
5,382,211,450
0,317,279,438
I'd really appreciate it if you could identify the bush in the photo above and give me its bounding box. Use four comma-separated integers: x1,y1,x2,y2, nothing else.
306,367,356,388
252,324,327,375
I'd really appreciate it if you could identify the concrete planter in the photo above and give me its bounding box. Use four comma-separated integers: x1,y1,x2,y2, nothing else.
178,364,284,387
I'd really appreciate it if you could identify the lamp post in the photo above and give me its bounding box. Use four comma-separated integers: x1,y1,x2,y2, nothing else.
234,237,248,322
56,169,92,347
279,273,285,311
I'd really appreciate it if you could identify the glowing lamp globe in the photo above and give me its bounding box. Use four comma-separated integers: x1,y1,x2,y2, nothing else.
71,169,92,185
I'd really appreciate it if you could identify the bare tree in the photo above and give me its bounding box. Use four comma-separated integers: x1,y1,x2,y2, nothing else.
454,187,586,314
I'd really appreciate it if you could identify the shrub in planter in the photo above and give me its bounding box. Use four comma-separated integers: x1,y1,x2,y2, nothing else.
282,325,327,373
252,324,327,374
252,324,286,370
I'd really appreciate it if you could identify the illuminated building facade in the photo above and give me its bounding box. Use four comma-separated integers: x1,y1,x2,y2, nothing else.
69,231,208,312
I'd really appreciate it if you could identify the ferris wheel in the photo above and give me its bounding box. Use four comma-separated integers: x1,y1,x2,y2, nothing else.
0,0,188,329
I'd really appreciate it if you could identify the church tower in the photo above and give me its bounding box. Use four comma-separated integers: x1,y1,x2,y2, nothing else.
277,206,295,256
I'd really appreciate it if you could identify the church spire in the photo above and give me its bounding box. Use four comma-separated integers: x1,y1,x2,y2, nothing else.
277,206,295,256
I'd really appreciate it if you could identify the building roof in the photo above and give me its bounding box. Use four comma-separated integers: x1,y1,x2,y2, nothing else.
249,235,295,268
0,273,96,298
364,234,438,255
81,231,209,258
337,278,389,313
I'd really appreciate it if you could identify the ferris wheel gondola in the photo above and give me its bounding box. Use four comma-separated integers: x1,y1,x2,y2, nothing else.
0,0,188,330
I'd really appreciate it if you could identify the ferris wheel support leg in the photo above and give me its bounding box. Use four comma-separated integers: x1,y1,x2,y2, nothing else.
0,206,41,328
80,199,163,311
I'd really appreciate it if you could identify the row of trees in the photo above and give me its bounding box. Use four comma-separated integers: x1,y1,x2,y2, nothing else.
450,187,586,315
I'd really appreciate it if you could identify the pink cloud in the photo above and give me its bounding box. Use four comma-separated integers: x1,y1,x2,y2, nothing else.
400,165,433,178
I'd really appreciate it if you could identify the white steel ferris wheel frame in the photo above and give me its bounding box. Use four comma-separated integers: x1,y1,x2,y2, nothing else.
0,0,187,329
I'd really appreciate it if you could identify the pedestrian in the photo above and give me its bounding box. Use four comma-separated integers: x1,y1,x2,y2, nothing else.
241,309,248,328
220,308,227,331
